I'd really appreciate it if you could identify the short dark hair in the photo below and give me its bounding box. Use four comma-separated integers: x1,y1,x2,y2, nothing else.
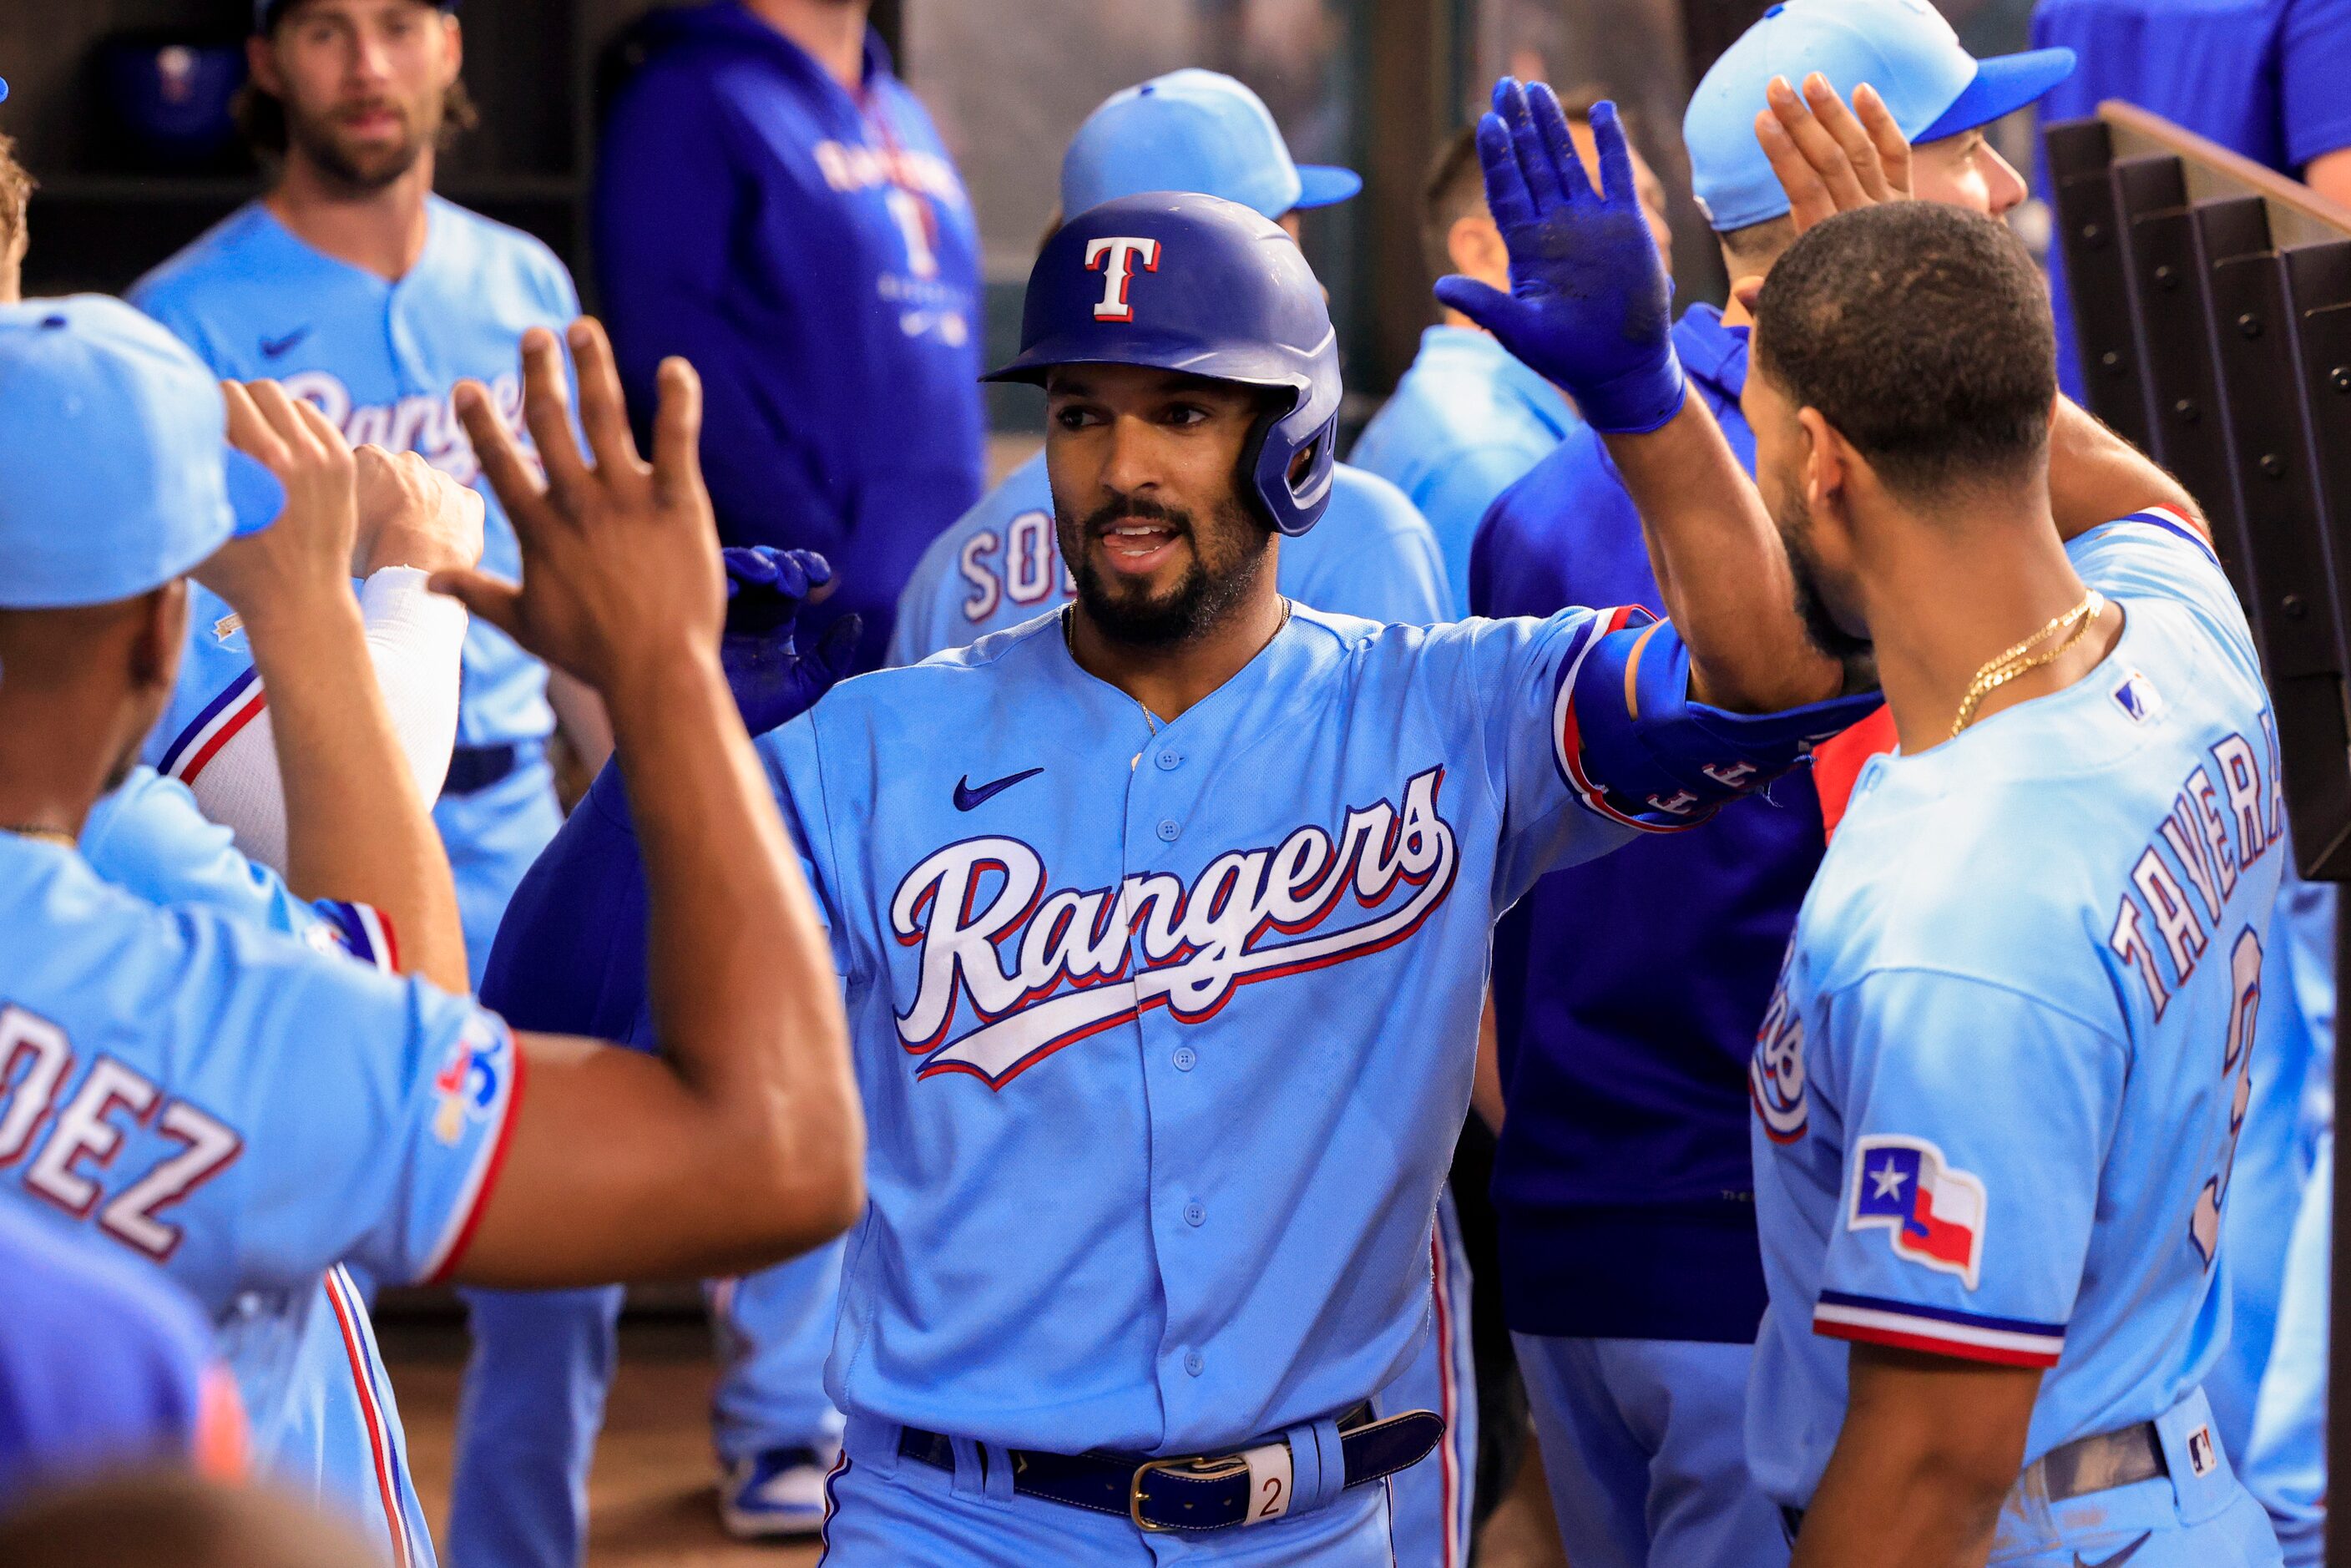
1752,203,2056,498
1421,84,1620,281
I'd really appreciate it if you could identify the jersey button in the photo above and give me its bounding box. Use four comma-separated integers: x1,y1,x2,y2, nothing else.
1156,818,1181,842
1184,1350,1205,1377
1156,749,1184,771
1183,1201,1206,1227
1172,1046,1197,1071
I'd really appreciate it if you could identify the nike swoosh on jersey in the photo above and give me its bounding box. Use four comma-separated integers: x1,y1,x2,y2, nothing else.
260,326,312,358
2074,1532,2151,1568
953,767,1044,812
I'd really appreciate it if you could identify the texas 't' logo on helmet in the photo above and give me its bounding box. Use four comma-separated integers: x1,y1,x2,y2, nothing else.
1084,236,1160,321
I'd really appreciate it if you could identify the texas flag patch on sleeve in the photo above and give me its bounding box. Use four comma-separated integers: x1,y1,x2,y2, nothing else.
1847,1135,1984,1290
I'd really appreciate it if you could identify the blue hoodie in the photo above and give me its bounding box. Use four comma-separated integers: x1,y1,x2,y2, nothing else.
593,4,985,670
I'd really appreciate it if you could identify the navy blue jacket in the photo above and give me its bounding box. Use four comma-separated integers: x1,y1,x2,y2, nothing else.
1471,306,1823,1342
593,5,985,670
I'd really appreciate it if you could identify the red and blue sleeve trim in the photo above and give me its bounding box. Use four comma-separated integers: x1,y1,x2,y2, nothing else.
1813,1288,2065,1368
1552,606,1698,836
2116,506,2219,565
316,902,401,974
155,666,265,786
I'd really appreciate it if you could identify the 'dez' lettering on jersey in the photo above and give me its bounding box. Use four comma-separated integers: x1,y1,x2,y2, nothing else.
889,765,1459,1089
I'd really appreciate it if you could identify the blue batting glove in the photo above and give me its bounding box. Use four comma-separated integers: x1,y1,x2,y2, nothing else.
1433,83,1686,434
720,545,862,736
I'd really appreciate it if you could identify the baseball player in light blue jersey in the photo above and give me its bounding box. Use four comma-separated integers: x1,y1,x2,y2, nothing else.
129,5,624,1561
488,91,1874,1562
2203,869,2337,1465
0,297,862,1566
781,85,1876,1557
1737,205,2284,1565
2240,876,2335,1565
880,72,1466,1566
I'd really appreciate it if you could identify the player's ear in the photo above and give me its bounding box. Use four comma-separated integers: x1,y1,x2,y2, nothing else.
127,582,188,697
439,10,464,86
245,34,282,98
1796,406,1848,511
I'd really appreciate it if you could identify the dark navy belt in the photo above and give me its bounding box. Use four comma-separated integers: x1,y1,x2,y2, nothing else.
897,1401,1443,1532
443,743,519,796
1780,1418,2167,1540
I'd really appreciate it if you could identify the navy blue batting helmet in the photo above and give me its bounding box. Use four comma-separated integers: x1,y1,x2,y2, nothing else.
984,192,1341,537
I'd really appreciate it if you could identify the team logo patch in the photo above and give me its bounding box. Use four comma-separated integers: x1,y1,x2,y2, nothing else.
1748,959,1807,1142
1848,1136,1986,1289
431,1016,511,1146
1084,236,1160,321
2112,668,2162,724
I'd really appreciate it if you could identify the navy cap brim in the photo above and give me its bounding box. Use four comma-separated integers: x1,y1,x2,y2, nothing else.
223,444,286,538
1917,47,2075,143
1293,164,1363,209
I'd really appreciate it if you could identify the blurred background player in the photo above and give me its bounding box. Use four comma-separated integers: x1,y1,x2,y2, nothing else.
1468,7,2073,1563
889,67,1450,667
0,1206,246,1510
2242,883,2336,1565
594,0,983,675
1349,89,1667,609
2030,0,2351,401
122,4,623,1563
0,1474,380,1568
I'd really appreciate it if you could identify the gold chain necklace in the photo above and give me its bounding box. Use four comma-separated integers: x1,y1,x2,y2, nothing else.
2,824,76,848
1950,590,2105,738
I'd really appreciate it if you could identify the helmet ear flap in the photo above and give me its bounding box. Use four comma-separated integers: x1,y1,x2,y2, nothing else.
1241,386,1338,537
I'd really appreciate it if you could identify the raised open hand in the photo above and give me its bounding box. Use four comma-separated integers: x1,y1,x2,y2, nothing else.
719,546,862,736
1433,79,1685,433
1755,74,1914,234
435,318,725,697
196,378,357,630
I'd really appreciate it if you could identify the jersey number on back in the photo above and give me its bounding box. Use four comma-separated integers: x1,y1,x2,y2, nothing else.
0,1005,243,1263
2188,927,2263,1267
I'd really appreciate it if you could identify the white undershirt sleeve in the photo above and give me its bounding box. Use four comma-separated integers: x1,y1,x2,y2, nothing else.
181,567,467,875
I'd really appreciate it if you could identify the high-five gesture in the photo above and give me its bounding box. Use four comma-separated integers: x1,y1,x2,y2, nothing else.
437,321,726,695
1434,80,1686,433
1755,74,1914,233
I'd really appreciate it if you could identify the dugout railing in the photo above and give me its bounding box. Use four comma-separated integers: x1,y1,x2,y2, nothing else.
2041,102,2351,1561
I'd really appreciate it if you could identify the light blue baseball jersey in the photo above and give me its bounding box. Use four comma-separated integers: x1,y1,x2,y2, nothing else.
74,766,437,1559
130,197,575,767
1348,324,1579,611
0,832,523,1563
885,451,1454,666
763,599,1863,1458
1747,508,2284,1510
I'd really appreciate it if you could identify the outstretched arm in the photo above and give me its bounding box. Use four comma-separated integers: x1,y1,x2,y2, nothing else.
1438,82,1843,712
430,320,862,1285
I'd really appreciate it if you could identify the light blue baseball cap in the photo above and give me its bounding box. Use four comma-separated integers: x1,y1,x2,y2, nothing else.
0,297,285,609
1061,68,1362,222
1683,0,2075,231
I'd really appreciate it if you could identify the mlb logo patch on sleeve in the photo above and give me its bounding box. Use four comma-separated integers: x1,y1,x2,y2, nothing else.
1848,1136,1985,1290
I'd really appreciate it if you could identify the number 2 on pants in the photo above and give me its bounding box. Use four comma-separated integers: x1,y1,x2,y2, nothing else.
2189,926,2263,1267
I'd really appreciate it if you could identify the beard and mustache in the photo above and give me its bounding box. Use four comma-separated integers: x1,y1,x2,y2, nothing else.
1766,474,1873,667
287,96,435,193
1057,492,1274,648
